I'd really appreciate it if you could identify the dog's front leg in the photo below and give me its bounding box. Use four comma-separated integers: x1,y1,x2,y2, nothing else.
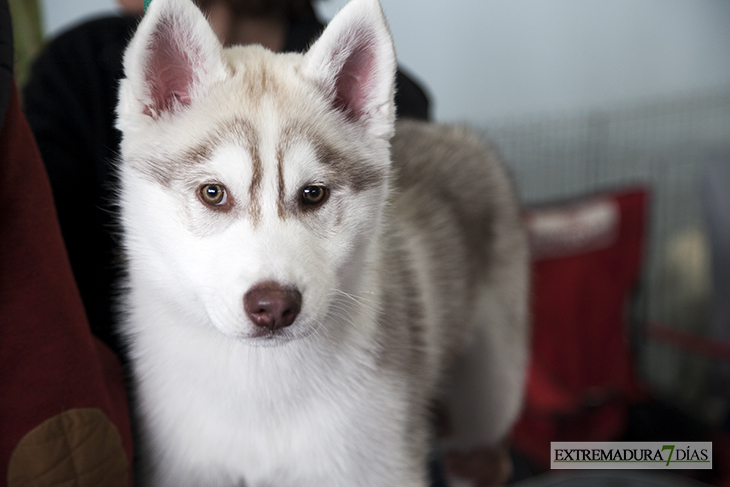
440,248,530,487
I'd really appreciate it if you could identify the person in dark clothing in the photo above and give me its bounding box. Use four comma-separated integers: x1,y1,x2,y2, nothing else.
22,0,430,363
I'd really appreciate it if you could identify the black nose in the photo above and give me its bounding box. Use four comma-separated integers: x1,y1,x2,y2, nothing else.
244,282,302,331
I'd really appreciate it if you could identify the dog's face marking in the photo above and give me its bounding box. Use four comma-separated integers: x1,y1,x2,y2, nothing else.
277,121,388,194
129,110,389,224
118,0,396,343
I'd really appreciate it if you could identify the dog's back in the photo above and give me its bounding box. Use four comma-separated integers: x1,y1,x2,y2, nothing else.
388,120,529,448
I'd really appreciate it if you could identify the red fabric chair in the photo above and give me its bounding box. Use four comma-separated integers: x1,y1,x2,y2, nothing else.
512,188,649,467
0,85,133,486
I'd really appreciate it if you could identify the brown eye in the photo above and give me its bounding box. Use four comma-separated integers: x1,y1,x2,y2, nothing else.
301,185,329,207
200,183,227,206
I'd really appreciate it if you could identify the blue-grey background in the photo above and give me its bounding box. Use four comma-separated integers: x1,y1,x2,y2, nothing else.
40,0,730,123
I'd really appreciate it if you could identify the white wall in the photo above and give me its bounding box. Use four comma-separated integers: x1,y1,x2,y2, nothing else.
41,0,730,123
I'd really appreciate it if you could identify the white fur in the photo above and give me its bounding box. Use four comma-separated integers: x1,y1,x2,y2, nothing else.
116,0,529,485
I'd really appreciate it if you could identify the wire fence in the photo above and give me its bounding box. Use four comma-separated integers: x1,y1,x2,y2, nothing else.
477,85,730,420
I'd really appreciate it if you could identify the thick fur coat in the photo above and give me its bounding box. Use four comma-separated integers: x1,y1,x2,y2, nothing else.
115,0,529,485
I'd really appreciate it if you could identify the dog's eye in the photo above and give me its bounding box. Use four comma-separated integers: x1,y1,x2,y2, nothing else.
200,183,227,206
301,185,329,207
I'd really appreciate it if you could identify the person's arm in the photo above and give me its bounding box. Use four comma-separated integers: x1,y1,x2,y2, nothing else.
22,16,139,358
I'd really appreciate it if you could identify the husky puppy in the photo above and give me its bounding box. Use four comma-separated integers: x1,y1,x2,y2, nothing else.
116,0,529,485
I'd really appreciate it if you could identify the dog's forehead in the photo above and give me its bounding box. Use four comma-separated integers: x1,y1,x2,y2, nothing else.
185,118,326,166
186,48,328,161
219,46,315,113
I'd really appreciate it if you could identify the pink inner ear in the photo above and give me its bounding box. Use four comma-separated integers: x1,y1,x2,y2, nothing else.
144,17,198,116
332,30,378,122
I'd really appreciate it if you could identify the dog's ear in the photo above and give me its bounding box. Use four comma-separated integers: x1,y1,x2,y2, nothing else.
119,0,226,120
303,0,396,139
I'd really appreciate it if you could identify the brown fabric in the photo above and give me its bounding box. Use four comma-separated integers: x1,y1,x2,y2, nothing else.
7,408,128,487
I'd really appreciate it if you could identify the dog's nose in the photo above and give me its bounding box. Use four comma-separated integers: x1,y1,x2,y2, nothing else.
244,282,302,331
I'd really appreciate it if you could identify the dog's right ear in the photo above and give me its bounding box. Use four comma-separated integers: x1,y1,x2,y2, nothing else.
118,0,226,121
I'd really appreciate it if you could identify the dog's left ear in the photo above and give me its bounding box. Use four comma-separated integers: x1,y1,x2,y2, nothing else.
302,0,396,139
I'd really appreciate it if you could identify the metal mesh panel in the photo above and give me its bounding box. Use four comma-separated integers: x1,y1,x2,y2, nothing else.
476,85,730,418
